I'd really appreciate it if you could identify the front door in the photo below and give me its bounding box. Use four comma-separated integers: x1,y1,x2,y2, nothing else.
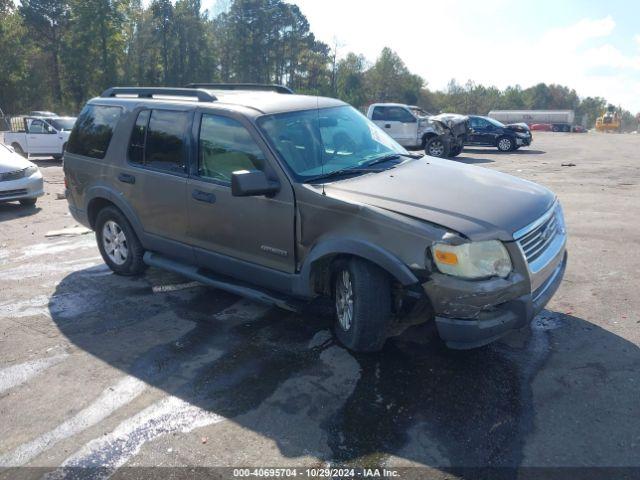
26,118,58,154
371,106,417,146
186,111,296,275
468,117,494,145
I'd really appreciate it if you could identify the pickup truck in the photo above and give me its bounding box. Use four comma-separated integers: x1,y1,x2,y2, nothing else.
366,103,468,158
1,116,76,159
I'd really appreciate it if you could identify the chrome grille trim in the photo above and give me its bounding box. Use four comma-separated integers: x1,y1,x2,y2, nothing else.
514,202,567,287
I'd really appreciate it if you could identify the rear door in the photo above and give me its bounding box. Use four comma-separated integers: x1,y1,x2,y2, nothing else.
186,110,296,274
123,108,192,249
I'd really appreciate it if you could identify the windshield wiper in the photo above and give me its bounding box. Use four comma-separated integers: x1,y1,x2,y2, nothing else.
304,166,384,183
361,152,423,168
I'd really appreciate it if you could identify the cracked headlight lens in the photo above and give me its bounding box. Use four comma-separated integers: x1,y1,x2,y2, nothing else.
430,240,512,279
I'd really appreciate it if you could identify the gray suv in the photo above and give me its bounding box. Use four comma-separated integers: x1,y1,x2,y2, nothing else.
64,84,567,352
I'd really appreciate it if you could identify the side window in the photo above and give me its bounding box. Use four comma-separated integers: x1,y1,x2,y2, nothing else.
145,110,189,173
128,110,150,165
29,120,46,134
198,114,265,183
371,107,388,121
67,105,123,159
386,107,415,123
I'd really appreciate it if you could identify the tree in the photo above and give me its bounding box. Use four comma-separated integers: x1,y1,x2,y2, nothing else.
19,0,70,106
336,53,367,108
365,47,423,104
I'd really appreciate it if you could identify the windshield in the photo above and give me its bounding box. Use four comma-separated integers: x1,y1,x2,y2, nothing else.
48,118,76,131
258,106,407,181
486,117,505,128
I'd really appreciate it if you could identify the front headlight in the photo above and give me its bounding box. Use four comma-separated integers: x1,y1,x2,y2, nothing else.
24,165,38,177
430,240,512,279
516,132,529,138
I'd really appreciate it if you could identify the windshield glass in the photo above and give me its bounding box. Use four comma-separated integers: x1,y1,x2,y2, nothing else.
48,118,76,131
486,117,505,128
258,106,407,181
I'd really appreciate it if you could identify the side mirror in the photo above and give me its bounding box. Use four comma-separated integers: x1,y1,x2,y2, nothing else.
231,170,280,197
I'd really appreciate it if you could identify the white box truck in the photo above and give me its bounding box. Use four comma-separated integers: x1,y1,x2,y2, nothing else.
488,110,575,132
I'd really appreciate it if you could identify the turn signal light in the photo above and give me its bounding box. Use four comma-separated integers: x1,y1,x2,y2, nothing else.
434,249,458,265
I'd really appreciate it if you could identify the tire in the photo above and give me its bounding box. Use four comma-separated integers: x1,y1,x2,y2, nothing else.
19,198,37,207
95,206,147,276
11,143,26,157
333,258,392,352
497,136,514,152
552,125,559,132
425,137,448,158
448,145,463,157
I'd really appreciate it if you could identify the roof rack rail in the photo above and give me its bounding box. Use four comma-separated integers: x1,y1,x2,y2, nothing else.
100,87,217,102
185,83,293,94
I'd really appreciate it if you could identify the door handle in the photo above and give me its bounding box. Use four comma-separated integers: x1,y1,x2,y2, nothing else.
384,124,391,129
192,190,216,204
118,173,136,184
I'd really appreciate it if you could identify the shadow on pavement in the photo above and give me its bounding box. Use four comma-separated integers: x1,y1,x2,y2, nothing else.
48,266,640,474
463,148,547,156
0,202,41,222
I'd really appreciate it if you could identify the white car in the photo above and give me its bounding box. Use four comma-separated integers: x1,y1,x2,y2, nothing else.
1,116,75,159
0,143,44,206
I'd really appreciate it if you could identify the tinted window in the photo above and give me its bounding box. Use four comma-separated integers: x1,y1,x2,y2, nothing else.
386,107,415,122
372,107,387,121
198,115,265,183
128,110,150,165
67,105,122,159
145,110,189,173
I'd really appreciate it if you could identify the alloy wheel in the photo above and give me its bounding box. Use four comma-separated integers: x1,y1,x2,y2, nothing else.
336,270,354,331
102,220,128,266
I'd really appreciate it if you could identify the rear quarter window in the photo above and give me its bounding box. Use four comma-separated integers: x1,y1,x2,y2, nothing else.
67,105,123,159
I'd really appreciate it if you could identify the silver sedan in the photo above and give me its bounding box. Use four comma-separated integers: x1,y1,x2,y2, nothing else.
0,143,44,207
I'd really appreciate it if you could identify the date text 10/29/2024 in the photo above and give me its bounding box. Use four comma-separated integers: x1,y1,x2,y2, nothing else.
233,468,401,478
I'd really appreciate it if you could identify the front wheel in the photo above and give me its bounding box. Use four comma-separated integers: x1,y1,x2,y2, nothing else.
425,137,448,158
95,206,147,276
497,136,514,152
333,258,392,352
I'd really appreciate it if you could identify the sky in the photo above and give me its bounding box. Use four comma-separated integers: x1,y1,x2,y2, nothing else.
203,0,640,112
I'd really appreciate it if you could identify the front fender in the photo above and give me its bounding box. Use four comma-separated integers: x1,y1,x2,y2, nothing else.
293,238,419,297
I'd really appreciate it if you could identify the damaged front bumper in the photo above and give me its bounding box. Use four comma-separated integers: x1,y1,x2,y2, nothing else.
422,250,567,350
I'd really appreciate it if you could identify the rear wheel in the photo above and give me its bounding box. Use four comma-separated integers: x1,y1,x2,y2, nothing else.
333,258,392,352
95,206,147,276
425,137,447,158
497,136,514,152
11,143,26,158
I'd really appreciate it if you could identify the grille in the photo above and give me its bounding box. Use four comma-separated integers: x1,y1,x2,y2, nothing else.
0,168,26,182
517,211,560,264
0,189,28,198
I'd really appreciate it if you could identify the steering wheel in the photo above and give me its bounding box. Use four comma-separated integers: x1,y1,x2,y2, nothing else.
330,131,357,159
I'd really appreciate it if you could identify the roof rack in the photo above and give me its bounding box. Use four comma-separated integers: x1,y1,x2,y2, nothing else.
100,87,217,102
185,83,293,94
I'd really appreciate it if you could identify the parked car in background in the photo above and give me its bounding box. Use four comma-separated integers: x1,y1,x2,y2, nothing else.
572,125,588,133
366,103,468,158
0,142,44,206
466,115,532,152
1,115,75,159
64,85,567,353
530,123,553,132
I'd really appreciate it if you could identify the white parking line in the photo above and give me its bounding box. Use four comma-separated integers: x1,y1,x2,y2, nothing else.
0,376,147,467
0,353,68,394
46,395,225,478
47,299,270,476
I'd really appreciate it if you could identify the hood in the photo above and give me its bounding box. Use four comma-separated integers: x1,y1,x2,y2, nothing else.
0,145,33,173
323,157,555,241
505,122,531,133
